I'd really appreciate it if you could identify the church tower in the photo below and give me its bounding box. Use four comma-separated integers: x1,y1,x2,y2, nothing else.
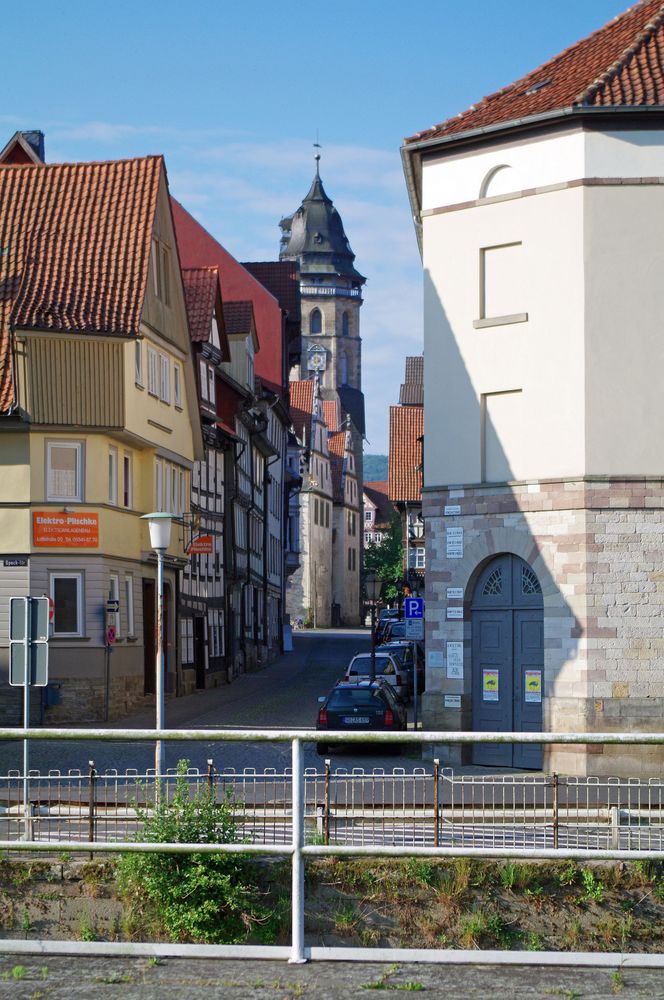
279,154,366,446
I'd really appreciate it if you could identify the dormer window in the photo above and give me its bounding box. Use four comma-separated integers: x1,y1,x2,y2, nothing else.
210,314,221,351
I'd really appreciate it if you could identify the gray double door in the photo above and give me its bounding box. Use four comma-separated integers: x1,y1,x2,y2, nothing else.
471,554,543,769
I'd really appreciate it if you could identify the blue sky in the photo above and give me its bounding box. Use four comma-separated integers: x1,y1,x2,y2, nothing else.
3,0,627,452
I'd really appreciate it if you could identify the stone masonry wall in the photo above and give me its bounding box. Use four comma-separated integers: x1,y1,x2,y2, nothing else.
423,478,664,777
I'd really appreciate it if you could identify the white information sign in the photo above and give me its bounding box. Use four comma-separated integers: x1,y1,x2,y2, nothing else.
446,587,464,601
447,607,463,620
446,641,463,680
405,618,424,640
444,695,461,709
446,526,464,559
444,505,461,516
427,650,444,668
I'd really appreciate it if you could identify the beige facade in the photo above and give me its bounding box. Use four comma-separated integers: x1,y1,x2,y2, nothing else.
411,124,664,776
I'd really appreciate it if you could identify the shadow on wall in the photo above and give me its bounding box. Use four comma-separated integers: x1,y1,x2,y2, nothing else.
422,269,580,771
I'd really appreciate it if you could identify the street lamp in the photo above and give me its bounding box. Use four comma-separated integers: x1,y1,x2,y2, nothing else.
364,569,383,682
141,511,173,781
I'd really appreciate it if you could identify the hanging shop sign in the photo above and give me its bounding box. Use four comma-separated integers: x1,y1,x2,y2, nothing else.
186,534,214,555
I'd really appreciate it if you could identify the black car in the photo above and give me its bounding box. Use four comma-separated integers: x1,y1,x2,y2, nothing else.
375,608,400,644
316,679,408,754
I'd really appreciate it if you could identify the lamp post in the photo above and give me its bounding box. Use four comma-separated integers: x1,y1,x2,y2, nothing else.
141,511,173,781
364,569,383,682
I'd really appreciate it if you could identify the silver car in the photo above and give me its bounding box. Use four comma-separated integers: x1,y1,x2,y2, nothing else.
343,651,410,702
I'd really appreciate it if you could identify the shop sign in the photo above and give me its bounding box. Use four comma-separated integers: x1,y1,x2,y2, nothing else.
187,534,214,555
33,512,99,548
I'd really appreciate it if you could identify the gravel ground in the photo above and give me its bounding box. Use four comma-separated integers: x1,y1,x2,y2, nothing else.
1,954,664,999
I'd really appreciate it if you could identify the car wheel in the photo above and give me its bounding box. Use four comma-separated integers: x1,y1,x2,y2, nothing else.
316,743,328,755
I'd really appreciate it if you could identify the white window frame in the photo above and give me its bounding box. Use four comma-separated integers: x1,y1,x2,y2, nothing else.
123,452,133,509
47,441,83,502
159,353,171,404
108,447,118,505
109,572,121,639
147,346,158,396
174,364,182,408
50,572,83,637
135,340,144,387
124,575,135,637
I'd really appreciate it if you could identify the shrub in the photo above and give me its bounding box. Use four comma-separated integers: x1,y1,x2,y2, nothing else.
116,760,271,944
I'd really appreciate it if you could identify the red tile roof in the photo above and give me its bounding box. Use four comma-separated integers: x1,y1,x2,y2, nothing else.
388,406,423,503
0,157,162,413
406,0,664,145
289,379,314,444
322,399,339,432
242,261,300,322
223,300,254,337
364,480,394,528
328,429,346,501
182,267,219,342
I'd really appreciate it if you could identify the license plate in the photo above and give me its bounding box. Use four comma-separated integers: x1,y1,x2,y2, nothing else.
342,716,369,724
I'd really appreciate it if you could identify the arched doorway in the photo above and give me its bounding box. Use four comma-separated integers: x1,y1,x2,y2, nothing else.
471,554,543,769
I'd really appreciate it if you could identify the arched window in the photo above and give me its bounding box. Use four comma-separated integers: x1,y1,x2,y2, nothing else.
342,311,350,336
310,308,322,334
339,352,348,386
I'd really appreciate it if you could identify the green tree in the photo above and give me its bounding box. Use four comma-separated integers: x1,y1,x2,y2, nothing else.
365,514,403,601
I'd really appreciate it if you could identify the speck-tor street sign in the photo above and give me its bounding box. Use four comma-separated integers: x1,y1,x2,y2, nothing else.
9,596,49,687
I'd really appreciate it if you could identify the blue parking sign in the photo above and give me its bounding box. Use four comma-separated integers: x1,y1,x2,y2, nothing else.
404,597,424,619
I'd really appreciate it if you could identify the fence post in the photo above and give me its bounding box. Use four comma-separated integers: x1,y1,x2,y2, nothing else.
88,760,96,860
289,737,306,964
207,758,214,799
323,757,331,845
610,805,620,849
551,772,559,850
433,758,440,848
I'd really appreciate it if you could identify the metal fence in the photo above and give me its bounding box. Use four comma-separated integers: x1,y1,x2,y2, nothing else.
2,726,664,966
2,762,664,851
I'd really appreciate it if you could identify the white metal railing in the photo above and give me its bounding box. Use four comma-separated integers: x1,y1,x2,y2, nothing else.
1,726,664,966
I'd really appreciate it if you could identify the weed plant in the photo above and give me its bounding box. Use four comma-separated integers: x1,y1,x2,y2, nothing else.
116,759,273,944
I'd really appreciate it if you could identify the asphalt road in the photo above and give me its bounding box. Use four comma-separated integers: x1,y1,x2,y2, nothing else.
0,629,421,777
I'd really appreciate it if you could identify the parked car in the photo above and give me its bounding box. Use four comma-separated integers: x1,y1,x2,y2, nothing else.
375,608,400,644
316,679,407,754
343,651,410,702
380,641,425,694
381,618,408,644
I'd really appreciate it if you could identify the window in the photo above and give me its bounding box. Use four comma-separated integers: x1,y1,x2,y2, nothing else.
181,618,194,664
147,347,158,396
124,575,135,636
246,340,254,389
174,364,182,408
325,502,330,528
109,573,120,639
365,510,372,522
135,341,143,386
123,453,132,509
47,442,82,502
108,447,118,505
342,311,349,336
210,314,221,350
409,546,426,570
309,308,322,334
314,498,319,525
340,352,348,386
51,573,83,636
159,354,171,403
155,459,163,510
199,360,215,406
151,237,170,305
